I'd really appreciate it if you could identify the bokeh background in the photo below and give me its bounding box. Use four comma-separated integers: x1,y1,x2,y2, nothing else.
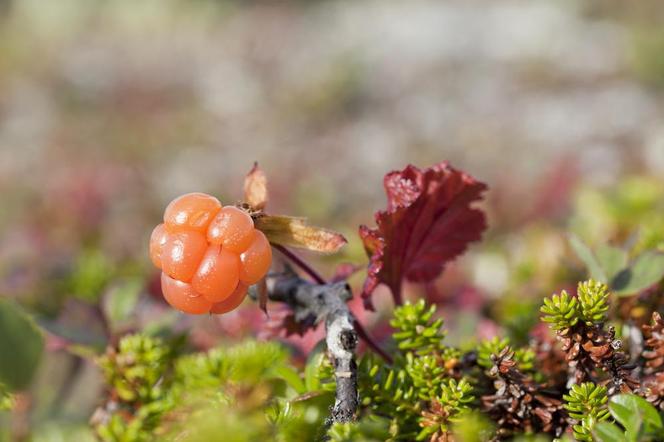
1,0,664,439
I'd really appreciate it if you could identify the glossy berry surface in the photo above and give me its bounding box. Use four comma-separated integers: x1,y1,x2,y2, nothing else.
207,206,255,253
164,192,221,234
210,283,248,314
149,192,271,314
239,230,272,285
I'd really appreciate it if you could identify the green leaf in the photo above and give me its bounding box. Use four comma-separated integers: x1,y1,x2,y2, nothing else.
593,422,627,442
102,279,142,331
609,394,662,440
271,365,306,394
569,235,606,282
68,249,114,302
0,300,44,390
609,400,642,441
595,245,628,282
611,252,664,296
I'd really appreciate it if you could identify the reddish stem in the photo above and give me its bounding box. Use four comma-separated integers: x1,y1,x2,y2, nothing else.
275,244,392,363
393,282,403,306
274,245,326,284
353,319,393,364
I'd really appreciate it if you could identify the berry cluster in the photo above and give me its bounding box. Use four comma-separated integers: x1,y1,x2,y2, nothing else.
149,193,272,314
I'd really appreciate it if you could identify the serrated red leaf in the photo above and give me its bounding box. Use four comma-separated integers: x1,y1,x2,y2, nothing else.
360,162,488,309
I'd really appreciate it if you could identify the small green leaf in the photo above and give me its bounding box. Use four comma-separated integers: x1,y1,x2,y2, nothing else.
68,249,114,302
595,245,628,282
609,400,642,441
102,279,142,331
609,394,662,435
271,365,306,394
569,235,607,282
593,422,627,442
0,300,44,390
611,252,664,296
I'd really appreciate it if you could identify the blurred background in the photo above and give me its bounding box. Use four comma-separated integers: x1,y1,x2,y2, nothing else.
1,0,664,439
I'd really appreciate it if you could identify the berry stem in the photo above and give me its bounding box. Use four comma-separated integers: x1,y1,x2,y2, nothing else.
274,244,326,284
274,244,392,363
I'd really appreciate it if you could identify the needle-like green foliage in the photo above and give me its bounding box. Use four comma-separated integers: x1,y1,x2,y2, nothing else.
563,382,610,441
576,280,610,325
416,378,474,441
541,280,610,330
541,289,580,330
390,299,446,355
477,336,535,373
90,277,658,442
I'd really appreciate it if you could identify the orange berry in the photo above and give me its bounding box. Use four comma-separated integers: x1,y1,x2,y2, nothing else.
161,231,208,282
239,230,272,285
210,283,248,314
152,192,273,315
164,192,221,234
149,223,169,268
206,206,255,253
192,245,240,303
161,272,211,314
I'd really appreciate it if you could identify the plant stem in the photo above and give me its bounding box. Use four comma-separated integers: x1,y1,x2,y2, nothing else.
353,319,392,364
267,272,358,423
274,245,326,284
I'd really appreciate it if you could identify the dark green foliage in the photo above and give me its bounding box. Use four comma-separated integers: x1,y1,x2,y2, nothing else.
94,334,175,441
93,336,332,442
477,336,535,373
0,299,44,391
541,279,610,329
416,378,474,441
357,354,420,439
91,278,664,441
540,280,641,395
390,299,446,355
98,334,171,403
353,300,473,441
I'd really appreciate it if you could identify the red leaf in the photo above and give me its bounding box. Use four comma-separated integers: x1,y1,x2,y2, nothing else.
360,162,488,309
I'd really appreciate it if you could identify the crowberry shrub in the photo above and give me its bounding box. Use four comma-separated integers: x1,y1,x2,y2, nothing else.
7,162,664,442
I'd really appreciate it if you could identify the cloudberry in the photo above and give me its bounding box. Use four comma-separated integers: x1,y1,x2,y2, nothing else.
150,193,272,314
210,283,249,314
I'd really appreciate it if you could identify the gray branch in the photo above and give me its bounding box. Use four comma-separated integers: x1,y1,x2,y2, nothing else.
264,268,359,424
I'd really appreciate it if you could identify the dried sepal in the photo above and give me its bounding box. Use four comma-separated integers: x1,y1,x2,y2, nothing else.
254,214,346,254
244,162,268,211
